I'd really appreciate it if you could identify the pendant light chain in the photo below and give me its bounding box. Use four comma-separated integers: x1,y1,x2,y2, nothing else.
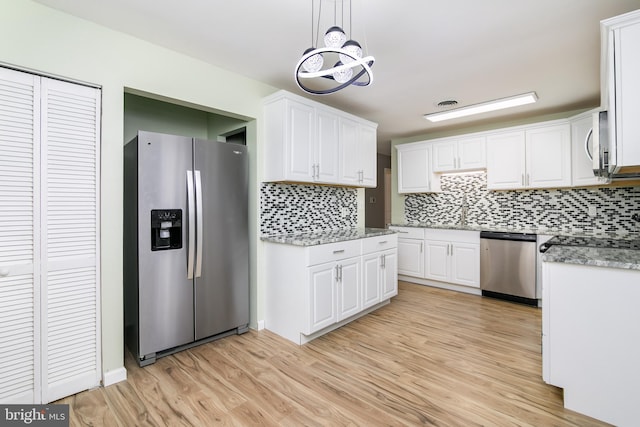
349,0,352,40
314,0,322,48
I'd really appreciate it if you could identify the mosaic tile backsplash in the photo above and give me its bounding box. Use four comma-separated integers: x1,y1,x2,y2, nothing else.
405,172,640,239
260,183,357,235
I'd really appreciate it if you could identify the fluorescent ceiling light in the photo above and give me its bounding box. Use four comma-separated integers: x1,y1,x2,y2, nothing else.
424,92,538,122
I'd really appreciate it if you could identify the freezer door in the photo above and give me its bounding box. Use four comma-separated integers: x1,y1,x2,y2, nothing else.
137,131,195,356
193,139,249,340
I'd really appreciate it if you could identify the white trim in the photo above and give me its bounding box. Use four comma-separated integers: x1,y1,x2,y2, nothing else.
0,61,102,89
102,367,127,387
299,299,390,345
398,275,482,296
257,320,265,330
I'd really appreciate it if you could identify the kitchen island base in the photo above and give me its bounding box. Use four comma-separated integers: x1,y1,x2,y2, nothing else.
264,233,398,345
542,261,640,426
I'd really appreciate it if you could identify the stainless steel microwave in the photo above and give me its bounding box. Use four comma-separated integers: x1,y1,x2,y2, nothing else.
589,110,640,181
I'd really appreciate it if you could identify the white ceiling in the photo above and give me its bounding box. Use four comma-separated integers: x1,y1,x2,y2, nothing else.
34,0,640,154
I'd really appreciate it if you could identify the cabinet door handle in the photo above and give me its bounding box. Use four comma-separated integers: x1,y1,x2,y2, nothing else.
378,240,387,244
339,264,343,281
584,128,594,161
382,254,386,268
335,265,340,282
526,174,530,186
333,249,345,254
420,242,423,253
521,174,525,186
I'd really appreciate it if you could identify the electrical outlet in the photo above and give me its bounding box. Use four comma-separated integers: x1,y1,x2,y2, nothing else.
341,207,349,216
588,205,597,217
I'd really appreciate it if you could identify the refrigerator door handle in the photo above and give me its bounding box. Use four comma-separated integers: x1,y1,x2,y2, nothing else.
187,170,195,279
194,170,203,278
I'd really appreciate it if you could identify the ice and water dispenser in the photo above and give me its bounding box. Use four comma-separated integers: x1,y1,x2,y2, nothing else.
150,209,182,251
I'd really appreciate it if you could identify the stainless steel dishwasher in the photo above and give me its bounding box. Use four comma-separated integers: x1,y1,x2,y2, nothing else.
480,231,538,306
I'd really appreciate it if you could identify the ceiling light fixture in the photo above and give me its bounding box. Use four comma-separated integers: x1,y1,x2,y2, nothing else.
295,0,375,95
424,92,539,122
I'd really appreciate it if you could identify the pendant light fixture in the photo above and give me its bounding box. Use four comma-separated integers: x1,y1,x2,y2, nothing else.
295,0,375,95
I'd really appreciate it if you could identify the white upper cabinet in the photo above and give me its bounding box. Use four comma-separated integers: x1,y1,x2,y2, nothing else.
570,110,605,187
263,90,377,187
432,136,486,173
316,107,341,183
602,10,640,171
487,122,571,190
396,142,440,193
486,131,527,189
526,124,571,188
358,124,377,187
339,117,377,187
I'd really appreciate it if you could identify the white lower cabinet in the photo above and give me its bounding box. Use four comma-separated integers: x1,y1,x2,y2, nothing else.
307,263,338,333
362,253,382,309
542,261,640,426
307,256,361,334
265,234,397,345
380,250,398,299
390,227,424,277
336,257,362,322
424,229,480,288
362,247,398,309
391,226,480,292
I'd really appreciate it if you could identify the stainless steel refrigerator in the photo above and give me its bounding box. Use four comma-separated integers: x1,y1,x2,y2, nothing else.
123,130,248,366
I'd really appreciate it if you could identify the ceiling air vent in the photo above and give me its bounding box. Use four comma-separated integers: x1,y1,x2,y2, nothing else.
437,100,458,108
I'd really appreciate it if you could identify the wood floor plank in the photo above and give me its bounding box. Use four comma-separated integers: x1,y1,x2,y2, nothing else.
57,281,610,426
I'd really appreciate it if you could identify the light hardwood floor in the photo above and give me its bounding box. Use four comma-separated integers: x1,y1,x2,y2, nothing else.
58,282,609,426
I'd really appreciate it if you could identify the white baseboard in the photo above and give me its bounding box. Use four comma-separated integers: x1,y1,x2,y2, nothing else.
398,275,482,296
257,320,265,330
102,367,127,387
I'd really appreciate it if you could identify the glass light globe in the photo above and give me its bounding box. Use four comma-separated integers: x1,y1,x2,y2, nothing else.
339,40,362,64
324,26,346,48
301,47,324,73
332,61,353,83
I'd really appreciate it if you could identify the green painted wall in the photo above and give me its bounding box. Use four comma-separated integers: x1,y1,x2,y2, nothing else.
124,93,210,141
0,0,277,381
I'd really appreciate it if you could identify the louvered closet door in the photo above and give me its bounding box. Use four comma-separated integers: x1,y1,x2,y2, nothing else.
40,77,101,403
0,68,41,404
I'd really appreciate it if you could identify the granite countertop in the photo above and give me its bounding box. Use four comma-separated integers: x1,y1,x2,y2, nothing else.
542,245,640,271
261,227,396,246
390,223,542,234
391,222,640,270
389,223,639,239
